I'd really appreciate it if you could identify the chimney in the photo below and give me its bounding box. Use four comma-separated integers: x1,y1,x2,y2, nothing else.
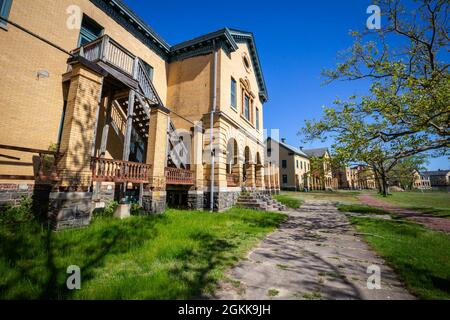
299,146,304,151
281,138,286,143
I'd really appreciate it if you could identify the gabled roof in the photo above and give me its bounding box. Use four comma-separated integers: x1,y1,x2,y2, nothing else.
171,28,268,102
267,138,309,158
303,148,329,158
93,1,269,102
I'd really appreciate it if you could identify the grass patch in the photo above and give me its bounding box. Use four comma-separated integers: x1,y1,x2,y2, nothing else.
0,206,286,300
273,195,302,209
280,190,364,204
268,289,279,297
302,292,322,300
376,192,450,219
338,204,391,215
350,216,450,300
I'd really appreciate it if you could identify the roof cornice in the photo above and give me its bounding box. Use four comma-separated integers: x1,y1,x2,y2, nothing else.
94,1,268,102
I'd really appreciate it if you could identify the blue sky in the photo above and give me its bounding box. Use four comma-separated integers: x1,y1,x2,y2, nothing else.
123,0,448,170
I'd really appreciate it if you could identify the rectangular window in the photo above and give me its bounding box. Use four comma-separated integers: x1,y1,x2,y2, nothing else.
141,60,154,81
244,95,250,121
0,0,12,28
255,107,260,130
282,160,287,169
231,78,237,109
78,15,103,46
300,161,303,170
282,175,288,184
296,160,299,169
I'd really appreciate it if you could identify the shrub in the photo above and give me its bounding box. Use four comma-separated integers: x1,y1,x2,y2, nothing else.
0,197,34,225
93,201,118,219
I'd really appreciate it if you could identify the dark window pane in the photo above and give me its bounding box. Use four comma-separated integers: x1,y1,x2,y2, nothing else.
231,78,236,108
78,15,103,46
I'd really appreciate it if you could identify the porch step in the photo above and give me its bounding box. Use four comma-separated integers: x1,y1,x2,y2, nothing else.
236,192,287,212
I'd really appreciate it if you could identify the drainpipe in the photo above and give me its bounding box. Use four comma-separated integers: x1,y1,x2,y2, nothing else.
210,40,218,211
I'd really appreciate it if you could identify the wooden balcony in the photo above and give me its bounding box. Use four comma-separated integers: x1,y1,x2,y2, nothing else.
165,167,194,185
91,157,151,184
227,174,240,187
70,35,160,106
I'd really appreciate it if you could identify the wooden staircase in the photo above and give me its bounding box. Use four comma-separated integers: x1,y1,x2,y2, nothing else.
236,192,287,212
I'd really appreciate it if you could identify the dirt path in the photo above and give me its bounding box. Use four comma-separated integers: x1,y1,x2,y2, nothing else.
359,194,450,233
210,200,413,300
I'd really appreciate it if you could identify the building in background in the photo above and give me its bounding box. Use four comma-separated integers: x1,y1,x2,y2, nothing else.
303,148,338,190
267,138,310,191
422,170,450,191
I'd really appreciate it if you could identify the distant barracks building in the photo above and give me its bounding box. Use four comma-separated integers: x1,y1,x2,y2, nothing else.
0,0,281,228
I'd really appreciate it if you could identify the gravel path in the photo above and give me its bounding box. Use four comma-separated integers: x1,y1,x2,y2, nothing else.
211,200,414,300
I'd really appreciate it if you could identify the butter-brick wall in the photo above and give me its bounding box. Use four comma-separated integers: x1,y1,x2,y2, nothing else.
0,0,168,182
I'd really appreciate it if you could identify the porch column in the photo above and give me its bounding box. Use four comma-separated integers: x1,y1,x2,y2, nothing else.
265,164,271,193
188,121,204,210
256,164,264,190
245,162,256,189
143,107,169,214
51,62,105,229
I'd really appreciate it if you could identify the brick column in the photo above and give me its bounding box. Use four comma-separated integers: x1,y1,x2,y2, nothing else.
143,107,169,214
50,62,104,229
245,162,256,189
188,121,204,210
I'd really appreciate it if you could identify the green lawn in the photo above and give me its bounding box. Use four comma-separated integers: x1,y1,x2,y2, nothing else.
350,216,450,300
274,194,303,209
338,204,392,215
377,191,450,219
280,190,364,204
0,203,286,300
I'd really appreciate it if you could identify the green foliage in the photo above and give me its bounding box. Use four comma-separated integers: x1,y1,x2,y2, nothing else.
351,216,450,299
301,0,450,196
92,201,118,219
0,207,286,299
0,197,34,225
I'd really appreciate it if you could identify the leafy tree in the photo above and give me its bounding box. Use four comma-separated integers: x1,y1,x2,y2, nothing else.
301,0,449,195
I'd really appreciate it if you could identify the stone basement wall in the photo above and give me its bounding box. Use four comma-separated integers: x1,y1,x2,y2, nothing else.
142,191,167,214
0,183,34,207
48,192,92,230
203,191,241,212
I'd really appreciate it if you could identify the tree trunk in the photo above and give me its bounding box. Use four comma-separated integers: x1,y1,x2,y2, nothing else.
380,171,389,197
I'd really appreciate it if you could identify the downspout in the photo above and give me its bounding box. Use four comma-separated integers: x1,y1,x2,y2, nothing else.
210,40,218,211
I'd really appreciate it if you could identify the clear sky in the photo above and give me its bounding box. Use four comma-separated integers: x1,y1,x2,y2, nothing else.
123,0,449,170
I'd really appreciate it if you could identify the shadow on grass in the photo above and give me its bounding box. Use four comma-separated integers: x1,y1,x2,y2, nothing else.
0,214,163,299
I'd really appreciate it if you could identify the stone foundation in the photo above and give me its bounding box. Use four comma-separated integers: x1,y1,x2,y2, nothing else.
0,183,34,208
142,191,167,214
188,191,204,210
48,192,92,230
203,190,241,211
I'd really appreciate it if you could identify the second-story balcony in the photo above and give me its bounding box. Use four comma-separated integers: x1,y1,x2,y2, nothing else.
69,35,161,107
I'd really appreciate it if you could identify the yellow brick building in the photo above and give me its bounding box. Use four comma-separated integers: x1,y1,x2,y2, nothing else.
0,0,280,228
